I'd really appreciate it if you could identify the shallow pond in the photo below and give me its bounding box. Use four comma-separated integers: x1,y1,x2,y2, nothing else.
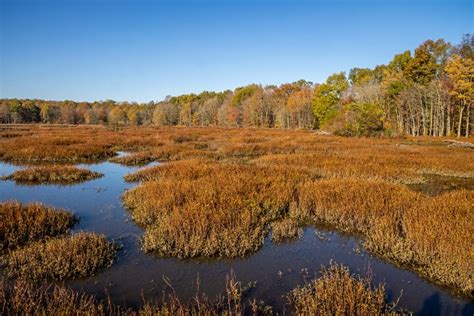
0,160,473,315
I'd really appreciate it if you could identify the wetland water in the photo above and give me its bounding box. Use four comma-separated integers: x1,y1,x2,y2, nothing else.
0,159,473,315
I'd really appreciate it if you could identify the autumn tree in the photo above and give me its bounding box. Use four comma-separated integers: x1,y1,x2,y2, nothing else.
445,54,474,137
312,72,349,129
153,102,179,126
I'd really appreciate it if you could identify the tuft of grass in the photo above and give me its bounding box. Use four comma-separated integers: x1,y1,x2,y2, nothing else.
4,232,116,282
1,165,103,184
109,151,155,166
0,201,76,253
1,278,108,315
271,218,303,243
0,272,270,315
287,263,401,315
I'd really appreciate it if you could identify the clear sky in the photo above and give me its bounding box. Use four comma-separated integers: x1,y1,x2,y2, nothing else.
1,0,472,102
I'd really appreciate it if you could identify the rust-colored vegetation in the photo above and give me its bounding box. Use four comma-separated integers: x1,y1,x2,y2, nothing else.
271,218,303,243
109,151,155,166
4,232,116,282
287,263,400,315
123,161,313,258
0,201,76,253
0,272,269,315
1,125,473,297
1,165,103,184
297,180,474,295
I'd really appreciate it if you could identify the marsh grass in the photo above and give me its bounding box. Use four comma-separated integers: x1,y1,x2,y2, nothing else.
1,165,103,184
271,218,303,243
287,263,401,315
4,232,116,282
297,179,474,297
2,125,473,297
0,272,271,315
109,151,155,166
2,125,472,181
123,161,313,258
0,201,76,253
124,161,474,296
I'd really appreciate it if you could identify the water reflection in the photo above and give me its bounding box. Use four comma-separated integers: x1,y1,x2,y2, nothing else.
0,160,472,315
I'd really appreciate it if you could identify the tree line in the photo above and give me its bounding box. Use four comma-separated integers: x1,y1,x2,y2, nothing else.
1,34,472,137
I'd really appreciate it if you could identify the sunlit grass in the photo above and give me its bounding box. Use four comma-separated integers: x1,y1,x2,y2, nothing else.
0,271,269,315
1,125,473,297
287,263,400,315
4,232,116,282
0,201,76,253
1,165,103,184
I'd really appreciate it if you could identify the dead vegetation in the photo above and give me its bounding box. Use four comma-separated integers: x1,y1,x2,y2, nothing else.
0,263,405,315
1,125,473,298
297,180,474,296
123,161,313,258
109,151,155,166
1,165,103,184
4,232,116,282
271,218,303,243
0,272,270,315
0,201,76,253
287,263,400,315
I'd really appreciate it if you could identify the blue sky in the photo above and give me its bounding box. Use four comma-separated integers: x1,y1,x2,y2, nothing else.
1,0,472,102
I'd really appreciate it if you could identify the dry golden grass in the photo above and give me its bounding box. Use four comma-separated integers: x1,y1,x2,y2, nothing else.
1,125,472,182
271,218,303,243
123,161,312,258
124,161,474,296
0,272,270,315
1,125,473,297
0,201,76,253
109,151,156,166
1,165,103,184
287,263,400,315
1,278,108,315
4,232,116,282
297,179,474,296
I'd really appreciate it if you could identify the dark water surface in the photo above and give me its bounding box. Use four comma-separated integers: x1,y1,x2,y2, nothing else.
0,159,472,315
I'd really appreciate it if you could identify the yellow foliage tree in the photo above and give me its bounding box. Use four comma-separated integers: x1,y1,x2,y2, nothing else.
445,55,474,137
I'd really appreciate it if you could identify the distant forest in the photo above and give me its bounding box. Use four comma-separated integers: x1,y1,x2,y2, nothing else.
1,34,472,137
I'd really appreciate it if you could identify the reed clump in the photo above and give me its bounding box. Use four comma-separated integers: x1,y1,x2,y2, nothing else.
4,232,116,281
109,151,155,166
271,218,303,243
1,165,103,184
0,201,76,253
287,263,400,315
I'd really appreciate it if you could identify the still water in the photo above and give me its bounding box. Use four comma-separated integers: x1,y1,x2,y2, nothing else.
0,158,472,315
